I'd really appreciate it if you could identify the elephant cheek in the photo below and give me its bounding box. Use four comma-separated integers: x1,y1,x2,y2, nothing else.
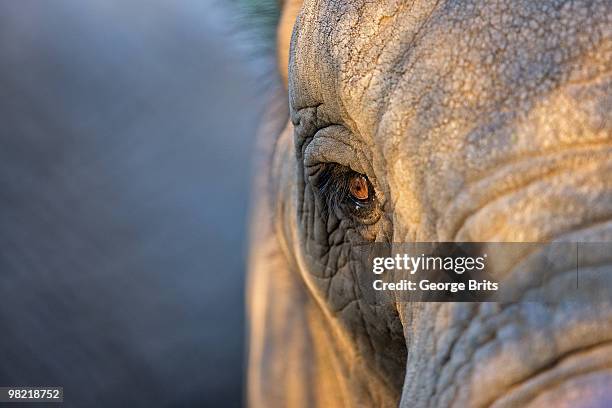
523,371,612,408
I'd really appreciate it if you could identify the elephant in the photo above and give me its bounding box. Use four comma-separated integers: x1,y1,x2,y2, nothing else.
247,0,612,407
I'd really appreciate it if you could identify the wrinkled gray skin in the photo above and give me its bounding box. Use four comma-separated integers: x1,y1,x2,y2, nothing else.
248,0,612,407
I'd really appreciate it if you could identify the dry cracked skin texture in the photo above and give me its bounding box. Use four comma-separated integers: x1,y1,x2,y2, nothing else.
248,1,612,407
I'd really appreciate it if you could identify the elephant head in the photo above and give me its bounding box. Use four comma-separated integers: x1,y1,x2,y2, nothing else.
248,0,612,406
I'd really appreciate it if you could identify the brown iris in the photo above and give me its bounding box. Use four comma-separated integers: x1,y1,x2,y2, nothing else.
349,174,370,201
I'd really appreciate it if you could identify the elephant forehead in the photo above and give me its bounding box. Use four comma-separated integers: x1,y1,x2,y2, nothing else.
291,0,608,146
291,0,610,237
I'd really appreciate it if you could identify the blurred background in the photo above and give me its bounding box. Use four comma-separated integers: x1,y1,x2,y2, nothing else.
0,1,274,406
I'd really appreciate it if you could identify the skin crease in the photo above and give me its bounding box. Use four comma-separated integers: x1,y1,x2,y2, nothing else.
248,1,612,407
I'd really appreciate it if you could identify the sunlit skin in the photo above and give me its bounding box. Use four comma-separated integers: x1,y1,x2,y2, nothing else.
248,0,612,407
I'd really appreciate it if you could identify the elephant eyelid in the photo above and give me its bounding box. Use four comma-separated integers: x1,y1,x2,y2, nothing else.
302,126,370,175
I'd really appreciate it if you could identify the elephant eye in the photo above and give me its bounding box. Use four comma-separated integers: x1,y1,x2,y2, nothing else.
349,174,370,201
314,163,379,222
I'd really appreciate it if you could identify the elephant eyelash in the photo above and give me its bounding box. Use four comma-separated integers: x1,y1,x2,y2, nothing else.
314,163,377,219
